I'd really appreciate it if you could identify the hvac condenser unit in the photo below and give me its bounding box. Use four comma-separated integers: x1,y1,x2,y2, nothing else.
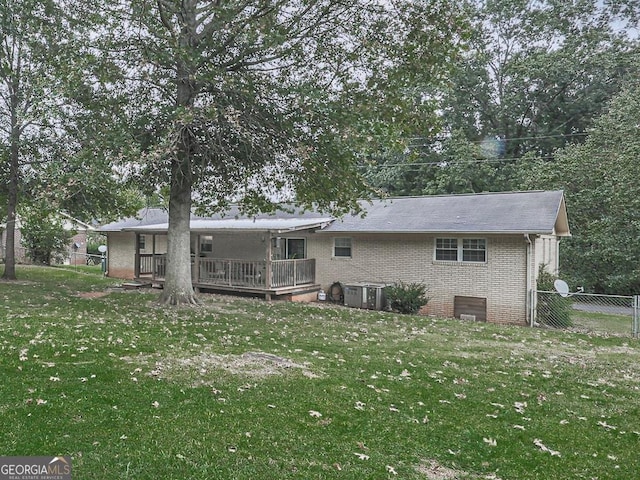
343,283,387,310
343,284,363,308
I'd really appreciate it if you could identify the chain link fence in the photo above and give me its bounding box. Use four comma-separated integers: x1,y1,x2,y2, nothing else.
534,291,639,337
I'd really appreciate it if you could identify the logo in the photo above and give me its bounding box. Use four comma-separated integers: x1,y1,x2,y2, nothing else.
0,456,72,480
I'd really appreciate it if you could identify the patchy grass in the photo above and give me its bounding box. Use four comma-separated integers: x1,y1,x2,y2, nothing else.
1,266,639,479
570,310,634,336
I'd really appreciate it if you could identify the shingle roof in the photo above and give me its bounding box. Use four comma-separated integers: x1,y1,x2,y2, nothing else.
98,206,332,233
98,191,569,236
321,190,569,235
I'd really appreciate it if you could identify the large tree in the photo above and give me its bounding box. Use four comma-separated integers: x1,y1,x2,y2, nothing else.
0,0,64,279
0,1,141,278
522,81,640,294
365,0,639,196
85,0,468,305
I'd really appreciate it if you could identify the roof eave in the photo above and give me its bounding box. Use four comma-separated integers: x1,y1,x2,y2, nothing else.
115,220,332,234
316,229,559,235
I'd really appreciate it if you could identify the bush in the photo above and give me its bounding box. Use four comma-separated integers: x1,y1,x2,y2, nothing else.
536,265,573,328
20,209,74,265
384,281,429,314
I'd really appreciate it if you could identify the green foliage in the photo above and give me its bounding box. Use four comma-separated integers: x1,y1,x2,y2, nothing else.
524,82,640,294
20,208,74,265
79,1,469,217
86,231,106,256
384,281,429,314
365,0,639,196
536,265,573,328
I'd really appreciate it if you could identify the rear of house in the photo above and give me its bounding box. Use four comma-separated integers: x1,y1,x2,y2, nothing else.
98,190,570,325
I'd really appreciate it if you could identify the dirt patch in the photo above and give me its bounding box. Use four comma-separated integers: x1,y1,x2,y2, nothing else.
76,291,110,299
416,459,472,479
122,350,320,385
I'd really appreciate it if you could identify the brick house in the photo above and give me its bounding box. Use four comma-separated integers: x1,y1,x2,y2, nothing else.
1,213,94,265
98,190,570,325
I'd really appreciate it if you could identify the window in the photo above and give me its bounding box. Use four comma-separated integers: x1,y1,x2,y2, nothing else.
333,237,352,258
286,238,306,259
138,235,146,251
462,239,486,262
435,238,486,263
435,238,458,261
200,235,213,253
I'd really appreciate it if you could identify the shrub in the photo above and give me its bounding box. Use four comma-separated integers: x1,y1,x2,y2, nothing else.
384,281,429,314
21,209,74,265
536,265,573,328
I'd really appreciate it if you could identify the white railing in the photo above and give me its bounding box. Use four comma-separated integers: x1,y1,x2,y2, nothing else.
198,258,267,288
271,258,315,288
138,255,315,290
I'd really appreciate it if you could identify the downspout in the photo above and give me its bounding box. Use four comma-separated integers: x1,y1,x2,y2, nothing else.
524,234,533,327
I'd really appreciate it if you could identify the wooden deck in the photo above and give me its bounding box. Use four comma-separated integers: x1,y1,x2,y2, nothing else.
136,255,319,299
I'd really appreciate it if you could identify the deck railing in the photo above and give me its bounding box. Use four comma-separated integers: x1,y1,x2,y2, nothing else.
271,258,315,288
199,257,315,289
198,258,267,288
139,255,315,290
139,253,166,278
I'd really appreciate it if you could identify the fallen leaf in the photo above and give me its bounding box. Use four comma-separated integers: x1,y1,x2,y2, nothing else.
483,437,497,447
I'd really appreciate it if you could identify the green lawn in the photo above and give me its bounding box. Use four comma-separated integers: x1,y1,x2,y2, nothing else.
571,310,634,336
1,266,639,479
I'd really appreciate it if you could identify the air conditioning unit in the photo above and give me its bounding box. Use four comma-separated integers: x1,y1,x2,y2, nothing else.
363,284,386,310
343,284,363,308
343,283,387,310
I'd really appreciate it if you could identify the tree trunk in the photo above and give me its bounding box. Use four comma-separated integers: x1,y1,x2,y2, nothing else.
158,46,199,305
158,158,198,305
1,97,20,280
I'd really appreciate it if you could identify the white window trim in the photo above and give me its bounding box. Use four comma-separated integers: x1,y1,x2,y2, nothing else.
333,237,352,258
434,237,487,263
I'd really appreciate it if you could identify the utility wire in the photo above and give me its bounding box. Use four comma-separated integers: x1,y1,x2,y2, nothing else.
407,132,589,146
359,154,556,169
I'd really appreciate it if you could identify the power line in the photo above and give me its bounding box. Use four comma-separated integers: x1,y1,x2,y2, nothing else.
407,132,589,146
360,154,556,169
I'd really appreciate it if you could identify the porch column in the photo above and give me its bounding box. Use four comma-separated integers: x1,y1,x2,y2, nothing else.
192,234,200,284
265,231,272,290
152,234,157,280
134,233,140,278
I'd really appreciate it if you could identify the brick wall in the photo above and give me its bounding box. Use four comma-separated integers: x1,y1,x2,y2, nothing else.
309,233,530,325
106,232,136,279
104,229,560,326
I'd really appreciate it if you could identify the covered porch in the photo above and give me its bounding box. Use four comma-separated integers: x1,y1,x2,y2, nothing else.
131,221,324,299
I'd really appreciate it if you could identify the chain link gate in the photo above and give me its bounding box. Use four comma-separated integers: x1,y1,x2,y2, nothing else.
532,290,640,338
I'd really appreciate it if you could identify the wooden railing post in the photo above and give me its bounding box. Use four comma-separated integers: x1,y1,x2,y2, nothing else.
293,259,297,286
134,234,141,278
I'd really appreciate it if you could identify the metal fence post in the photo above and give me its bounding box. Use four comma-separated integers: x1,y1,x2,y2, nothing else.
529,289,536,327
633,295,640,338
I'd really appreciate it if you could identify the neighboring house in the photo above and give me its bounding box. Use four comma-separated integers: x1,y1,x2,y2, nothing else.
0,217,27,263
98,190,570,325
0,213,94,265
60,214,95,266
